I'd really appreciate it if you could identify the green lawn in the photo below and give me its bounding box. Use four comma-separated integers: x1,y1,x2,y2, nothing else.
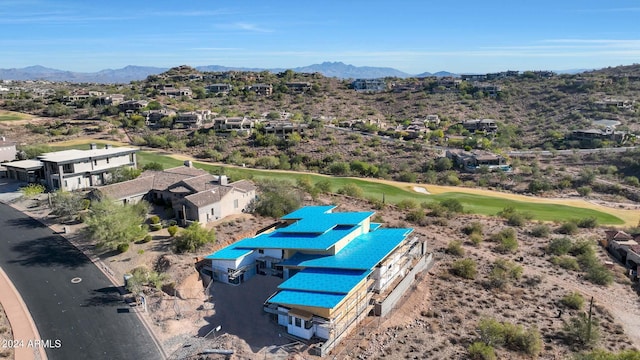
0,111,30,121
49,146,623,225
137,152,623,225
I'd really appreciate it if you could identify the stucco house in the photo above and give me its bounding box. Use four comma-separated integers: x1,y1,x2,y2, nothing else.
93,162,256,225
0,136,17,162
206,205,428,355
4,144,138,190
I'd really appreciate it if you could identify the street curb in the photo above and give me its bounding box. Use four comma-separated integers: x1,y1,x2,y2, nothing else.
0,267,48,360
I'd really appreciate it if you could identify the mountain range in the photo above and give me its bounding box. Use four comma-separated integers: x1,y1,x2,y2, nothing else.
0,62,588,84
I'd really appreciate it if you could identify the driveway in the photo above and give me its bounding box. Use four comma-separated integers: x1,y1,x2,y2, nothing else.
0,204,164,360
0,178,25,203
201,274,291,352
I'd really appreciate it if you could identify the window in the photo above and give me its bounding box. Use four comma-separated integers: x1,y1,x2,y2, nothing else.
258,249,264,254
93,160,97,166
64,180,67,187
106,158,110,164
295,318,301,328
234,199,239,209
288,316,293,325
305,320,313,329
211,209,214,215
78,178,81,184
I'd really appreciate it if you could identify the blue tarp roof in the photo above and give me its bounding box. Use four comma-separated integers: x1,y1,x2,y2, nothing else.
234,225,361,251
282,228,413,270
269,289,347,309
279,211,374,234
278,268,371,294
281,205,336,220
205,243,253,260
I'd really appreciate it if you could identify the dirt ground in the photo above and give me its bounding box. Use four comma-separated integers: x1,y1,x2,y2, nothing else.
0,302,13,359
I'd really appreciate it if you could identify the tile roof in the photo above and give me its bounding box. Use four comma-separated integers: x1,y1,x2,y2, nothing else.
95,175,154,199
184,186,233,207
180,174,218,192
230,179,257,192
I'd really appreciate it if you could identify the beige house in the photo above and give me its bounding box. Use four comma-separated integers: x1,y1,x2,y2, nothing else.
93,162,256,225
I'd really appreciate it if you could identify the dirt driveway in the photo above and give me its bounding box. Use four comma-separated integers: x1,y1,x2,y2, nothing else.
202,274,292,353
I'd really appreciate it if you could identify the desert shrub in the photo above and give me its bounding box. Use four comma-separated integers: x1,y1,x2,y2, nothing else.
551,256,581,271
337,183,364,198
563,313,600,348
468,342,496,360
126,266,167,293
548,237,573,255
570,240,595,257
19,183,45,197
167,225,179,237
585,265,613,286
149,215,160,224
463,222,484,235
405,209,426,223
150,223,162,231
561,292,585,310
135,235,152,244
491,228,518,254
470,232,484,246
254,179,303,218
451,259,477,279
440,198,464,213
576,186,592,197
446,240,465,256
498,206,532,227
427,203,448,218
576,217,598,228
397,199,418,210
117,243,129,253
558,221,579,235
174,222,216,253
488,259,523,290
477,318,542,357
530,223,550,238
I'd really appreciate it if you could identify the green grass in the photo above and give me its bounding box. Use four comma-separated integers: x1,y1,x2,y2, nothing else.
138,153,623,224
53,146,625,225
0,111,30,121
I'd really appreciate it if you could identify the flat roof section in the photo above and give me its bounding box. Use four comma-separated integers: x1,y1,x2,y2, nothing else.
280,205,336,220
269,289,347,309
279,211,374,234
205,244,253,260
287,228,413,270
235,225,360,251
3,159,43,170
38,147,138,164
278,268,371,294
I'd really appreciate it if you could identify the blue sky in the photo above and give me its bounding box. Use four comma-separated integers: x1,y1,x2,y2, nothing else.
1,0,639,74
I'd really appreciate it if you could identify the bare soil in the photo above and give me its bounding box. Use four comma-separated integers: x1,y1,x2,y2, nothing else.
0,302,13,359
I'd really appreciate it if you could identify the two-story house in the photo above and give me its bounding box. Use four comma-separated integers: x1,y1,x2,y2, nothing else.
39,144,138,191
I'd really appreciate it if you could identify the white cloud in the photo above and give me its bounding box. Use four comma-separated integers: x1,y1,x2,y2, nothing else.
216,22,273,33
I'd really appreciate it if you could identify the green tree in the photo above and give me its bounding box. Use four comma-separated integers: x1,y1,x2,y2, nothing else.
142,162,164,171
108,166,142,184
174,222,216,253
254,179,303,218
49,190,86,222
84,199,149,250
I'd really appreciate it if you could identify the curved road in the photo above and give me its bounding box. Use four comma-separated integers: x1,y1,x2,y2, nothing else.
0,204,163,360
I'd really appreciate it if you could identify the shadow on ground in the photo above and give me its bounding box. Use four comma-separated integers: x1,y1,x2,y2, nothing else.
199,275,292,353
82,286,123,307
9,234,90,269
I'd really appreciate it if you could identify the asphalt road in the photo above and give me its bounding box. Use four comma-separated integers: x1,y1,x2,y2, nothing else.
0,203,164,360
